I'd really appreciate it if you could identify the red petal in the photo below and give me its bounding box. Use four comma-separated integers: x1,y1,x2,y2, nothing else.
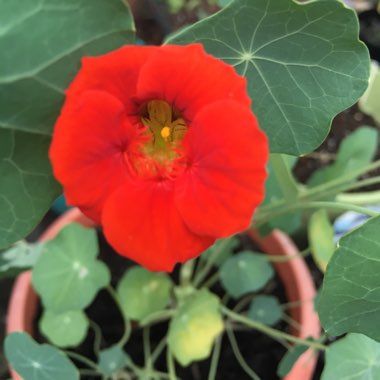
175,100,268,237
102,180,215,272
49,90,136,223
137,44,251,120
66,45,157,114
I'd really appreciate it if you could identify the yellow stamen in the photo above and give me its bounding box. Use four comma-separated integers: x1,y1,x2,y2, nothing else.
160,126,171,141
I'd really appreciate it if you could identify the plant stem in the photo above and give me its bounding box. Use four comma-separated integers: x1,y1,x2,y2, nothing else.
226,327,261,380
270,154,299,201
140,309,176,327
143,327,152,371
337,190,380,205
222,307,327,351
202,272,220,288
79,369,104,377
64,350,102,372
166,349,177,380
107,285,132,347
89,319,103,356
151,336,167,364
207,336,222,380
179,259,195,287
264,247,310,263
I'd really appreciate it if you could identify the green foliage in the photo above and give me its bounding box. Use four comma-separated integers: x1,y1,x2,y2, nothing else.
98,345,130,375
200,236,240,267
5,332,79,380
168,0,370,155
220,251,274,298
0,0,135,248
359,61,380,123
0,241,43,278
168,289,223,366
277,344,308,377
32,224,110,312
318,215,380,341
322,333,380,380
308,209,335,272
308,127,378,188
248,295,282,326
40,310,88,348
117,266,173,321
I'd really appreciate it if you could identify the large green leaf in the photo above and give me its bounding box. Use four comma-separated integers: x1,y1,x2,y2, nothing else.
167,0,370,155
0,130,60,249
322,333,380,380
168,289,223,366
117,266,173,321
5,332,79,380
318,215,380,341
0,0,135,248
32,224,110,312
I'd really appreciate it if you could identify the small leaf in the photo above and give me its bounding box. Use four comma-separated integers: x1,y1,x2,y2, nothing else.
0,241,43,278
98,345,129,375
168,289,223,366
318,215,380,341
117,266,173,321
308,209,335,272
308,127,378,187
40,310,88,348
248,295,282,326
200,236,240,267
220,251,274,299
322,333,380,380
32,224,110,312
277,344,309,377
168,0,370,155
359,61,380,123
5,332,79,380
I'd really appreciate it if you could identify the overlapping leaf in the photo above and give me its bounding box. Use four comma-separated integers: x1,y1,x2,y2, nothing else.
0,0,135,248
168,0,370,155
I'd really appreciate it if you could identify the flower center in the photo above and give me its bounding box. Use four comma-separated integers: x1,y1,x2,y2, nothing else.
140,100,187,153
128,100,188,180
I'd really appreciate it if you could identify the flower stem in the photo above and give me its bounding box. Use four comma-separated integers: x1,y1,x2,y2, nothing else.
179,259,195,287
221,306,327,351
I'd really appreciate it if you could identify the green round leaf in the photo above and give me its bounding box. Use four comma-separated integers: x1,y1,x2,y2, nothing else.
220,251,274,298
248,295,282,326
308,209,335,272
98,345,130,375
5,332,79,380
32,224,110,312
318,215,380,341
322,333,380,380
117,266,173,321
0,0,135,248
168,0,370,155
308,127,378,188
168,289,223,366
40,310,88,348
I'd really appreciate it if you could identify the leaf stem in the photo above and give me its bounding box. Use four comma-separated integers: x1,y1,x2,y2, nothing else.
89,319,103,356
222,307,327,351
226,327,261,380
166,349,178,380
207,336,222,380
106,285,131,347
64,350,102,372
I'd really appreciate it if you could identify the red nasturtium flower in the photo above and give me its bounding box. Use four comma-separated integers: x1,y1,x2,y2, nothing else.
49,44,268,272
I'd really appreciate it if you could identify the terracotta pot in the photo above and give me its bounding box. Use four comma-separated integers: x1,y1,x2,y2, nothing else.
7,208,320,380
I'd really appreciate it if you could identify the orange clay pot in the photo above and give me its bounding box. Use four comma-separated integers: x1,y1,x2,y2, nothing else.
7,208,320,380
